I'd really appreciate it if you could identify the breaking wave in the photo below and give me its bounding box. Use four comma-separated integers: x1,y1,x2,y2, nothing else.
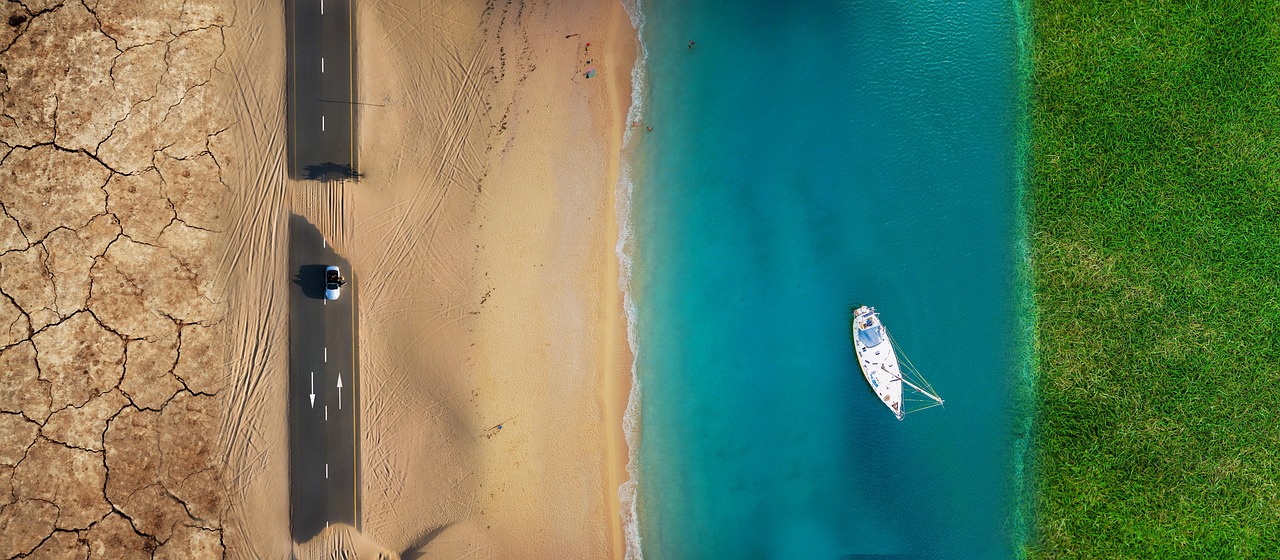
615,0,648,557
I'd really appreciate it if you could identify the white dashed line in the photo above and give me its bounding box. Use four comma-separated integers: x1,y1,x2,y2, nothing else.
322,57,325,73
322,116,326,132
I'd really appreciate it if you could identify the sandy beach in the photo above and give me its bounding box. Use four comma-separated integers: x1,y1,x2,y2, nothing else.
217,0,636,557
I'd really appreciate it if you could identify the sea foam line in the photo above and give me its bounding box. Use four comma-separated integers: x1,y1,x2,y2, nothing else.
615,0,648,557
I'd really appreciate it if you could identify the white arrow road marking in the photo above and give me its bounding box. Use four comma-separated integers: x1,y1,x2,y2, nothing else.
337,374,343,410
309,372,315,408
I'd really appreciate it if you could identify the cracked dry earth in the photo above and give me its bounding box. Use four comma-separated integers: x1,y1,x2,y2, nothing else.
1,0,233,557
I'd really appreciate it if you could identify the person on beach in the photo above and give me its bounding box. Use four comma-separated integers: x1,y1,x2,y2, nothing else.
646,126,652,132
689,40,695,49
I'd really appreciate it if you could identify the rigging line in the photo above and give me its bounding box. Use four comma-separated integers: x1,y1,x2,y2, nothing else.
903,401,944,414
887,331,939,396
904,407,941,416
889,371,942,403
901,377,943,404
904,403,942,413
892,341,928,390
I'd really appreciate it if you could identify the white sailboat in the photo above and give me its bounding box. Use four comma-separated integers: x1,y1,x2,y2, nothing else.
852,305,944,420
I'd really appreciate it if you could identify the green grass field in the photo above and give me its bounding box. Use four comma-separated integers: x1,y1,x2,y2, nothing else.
1029,1,1280,557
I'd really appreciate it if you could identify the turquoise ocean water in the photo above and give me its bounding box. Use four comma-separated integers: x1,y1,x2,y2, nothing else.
618,0,1032,558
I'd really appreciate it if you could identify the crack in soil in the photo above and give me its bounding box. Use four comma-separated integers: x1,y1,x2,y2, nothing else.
0,0,231,555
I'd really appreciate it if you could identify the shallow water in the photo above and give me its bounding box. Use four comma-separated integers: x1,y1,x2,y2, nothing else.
624,0,1029,558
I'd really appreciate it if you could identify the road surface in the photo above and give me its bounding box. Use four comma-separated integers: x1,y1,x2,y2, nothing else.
288,214,361,541
287,0,358,180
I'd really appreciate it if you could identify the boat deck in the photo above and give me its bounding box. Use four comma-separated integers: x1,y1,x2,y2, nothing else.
853,308,903,419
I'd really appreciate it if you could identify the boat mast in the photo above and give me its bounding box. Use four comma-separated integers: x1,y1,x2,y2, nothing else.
898,377,944,406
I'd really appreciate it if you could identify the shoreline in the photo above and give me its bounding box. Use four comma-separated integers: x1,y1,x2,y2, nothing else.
602,3,641,556
614,0,649,556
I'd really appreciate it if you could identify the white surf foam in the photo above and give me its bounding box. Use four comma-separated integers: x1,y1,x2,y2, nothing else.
615,0,648,557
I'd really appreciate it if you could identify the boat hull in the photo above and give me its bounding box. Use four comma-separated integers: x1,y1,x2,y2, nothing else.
852,306,904,419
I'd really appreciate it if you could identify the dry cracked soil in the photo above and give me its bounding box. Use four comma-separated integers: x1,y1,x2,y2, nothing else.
1,0,233,557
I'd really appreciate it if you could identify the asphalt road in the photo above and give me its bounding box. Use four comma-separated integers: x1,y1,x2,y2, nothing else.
287,0,358,180
288,214,361,541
